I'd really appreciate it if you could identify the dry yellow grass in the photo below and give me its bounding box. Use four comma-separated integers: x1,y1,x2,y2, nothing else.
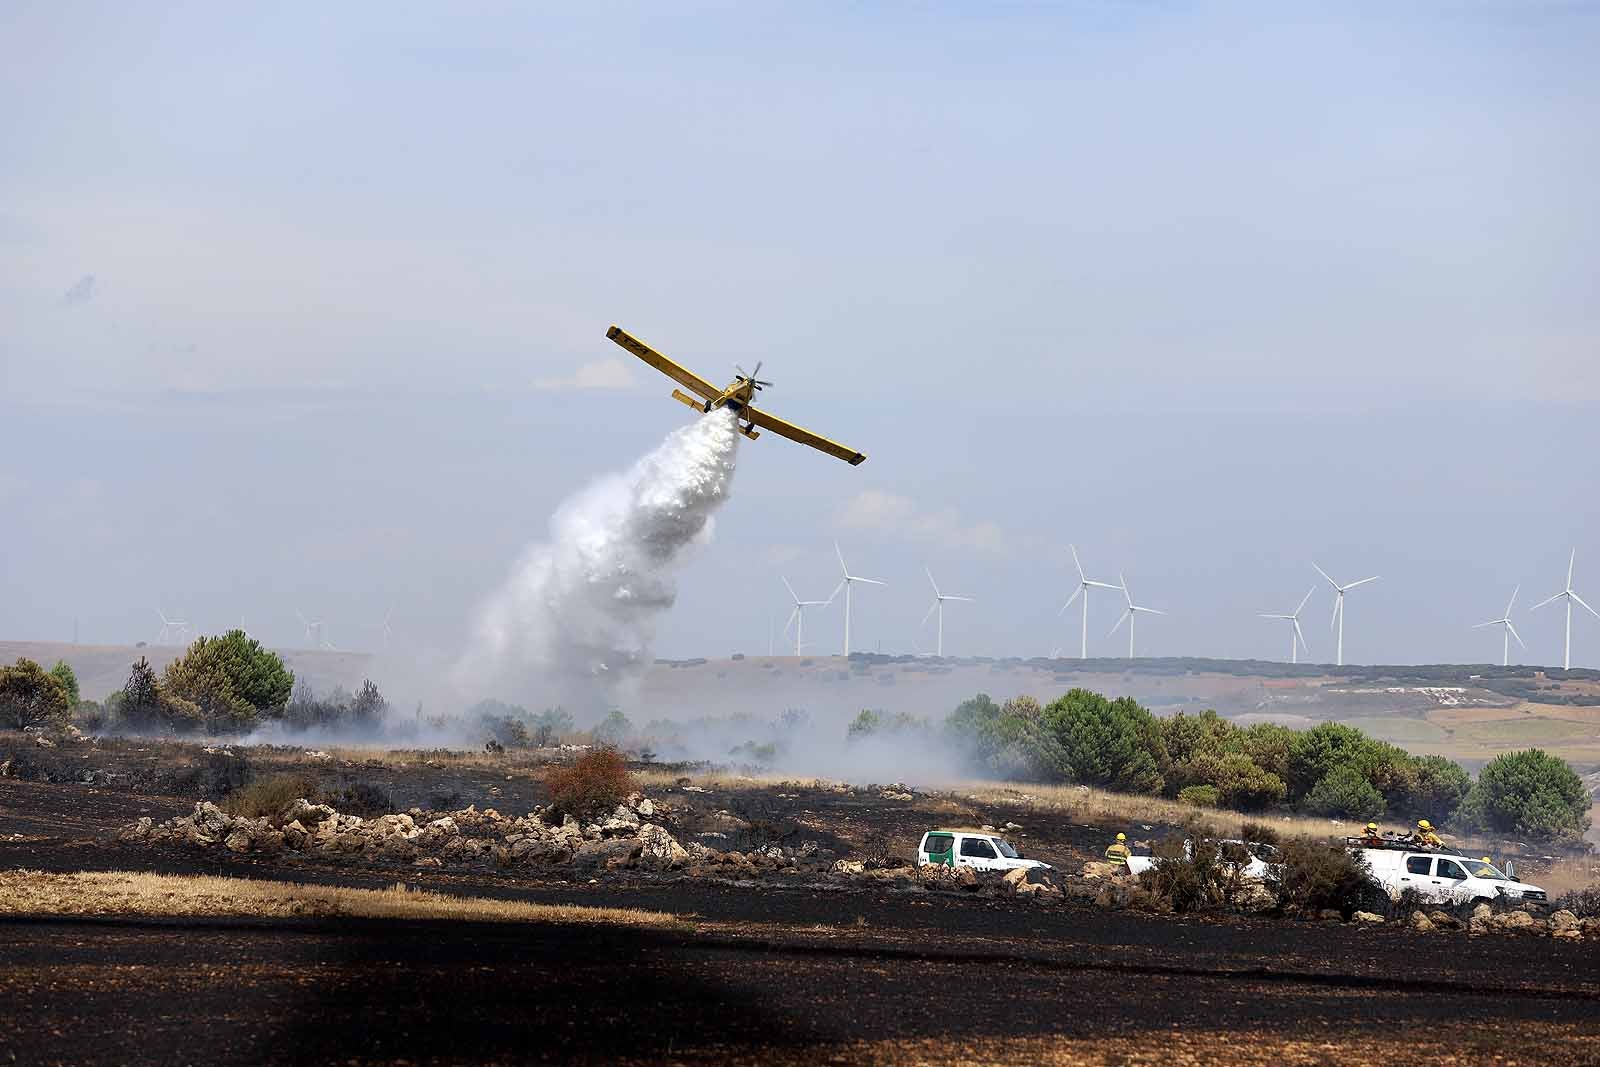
0,870,683,927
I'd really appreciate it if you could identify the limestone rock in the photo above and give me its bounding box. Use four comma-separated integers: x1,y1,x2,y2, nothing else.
832,859,866,876
1409,911,1435,933
573,837,642,871
119,817,153,841
1493,909,1537,932
1549,909,1580,933
280,799,337,827
1472,903,1493,924
1079,861,1125,881
1353,911,1385,924
636,797,655,818
193,801,230,837
637,823,689,870
224,829,253,853
598,805,641,836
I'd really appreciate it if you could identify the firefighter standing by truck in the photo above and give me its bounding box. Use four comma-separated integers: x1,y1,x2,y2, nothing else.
1105,832,1132,866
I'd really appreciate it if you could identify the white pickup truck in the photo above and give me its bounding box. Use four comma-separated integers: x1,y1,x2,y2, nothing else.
1357,847,1548,909
917,829,1052,874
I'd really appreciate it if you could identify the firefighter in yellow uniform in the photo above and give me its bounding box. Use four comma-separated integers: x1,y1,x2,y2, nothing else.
1105,832,1132,866
1415,819,1443,849
1360,822,1383,846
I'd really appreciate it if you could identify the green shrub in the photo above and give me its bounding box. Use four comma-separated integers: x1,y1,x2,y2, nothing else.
1268,839,1380,919
0,658,71,732
1042,689,1163,794
1456,749,1590,843
1302,765,1386,820
1178,785,1220,808
546,747,635,818
160,631,294,734
49,660,80,706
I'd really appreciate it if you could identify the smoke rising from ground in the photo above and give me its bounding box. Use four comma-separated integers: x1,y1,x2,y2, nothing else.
454,409,741,713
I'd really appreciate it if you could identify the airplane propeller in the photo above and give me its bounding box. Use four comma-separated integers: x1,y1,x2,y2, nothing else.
734,362,772,390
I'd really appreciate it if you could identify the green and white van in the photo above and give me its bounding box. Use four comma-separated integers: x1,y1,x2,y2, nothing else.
917,829,1052,873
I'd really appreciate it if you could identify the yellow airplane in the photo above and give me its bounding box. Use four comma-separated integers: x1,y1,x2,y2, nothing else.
606,325,866,466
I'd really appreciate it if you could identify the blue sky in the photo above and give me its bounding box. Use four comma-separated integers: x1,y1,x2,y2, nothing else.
3,4,1598,687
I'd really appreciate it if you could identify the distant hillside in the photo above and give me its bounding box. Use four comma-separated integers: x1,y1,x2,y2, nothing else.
0,641,373,702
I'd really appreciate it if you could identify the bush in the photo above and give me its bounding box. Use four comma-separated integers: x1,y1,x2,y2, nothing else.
1238,821,1280,847
1138,837,1255,913
224,773,316,818
1301,765,1386,820
546,747,635,818
1042,690,1163,794
171,751,255,799
49,661,80,706
1551,887,1600,919
1178,785,1219,808
592,709,634,746
323,777,395,816
1268,839,1380,919
1456,749,1590,843
160,631,295,734
0,658,71,732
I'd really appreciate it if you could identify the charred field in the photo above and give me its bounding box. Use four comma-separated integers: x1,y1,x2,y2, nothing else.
2,735,1599,1066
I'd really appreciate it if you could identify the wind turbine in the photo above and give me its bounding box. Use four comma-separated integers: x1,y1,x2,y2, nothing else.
921,568,974,658
1059,545,1122,659
296,609,331,650
381,609,394,651
1107,572,1165,658
1313,563,1379,667
155,607,190,646
833,542,885,658
1474,585,1525,668
1259,587,1315,664
781,576,833,656
1532,550,1598,670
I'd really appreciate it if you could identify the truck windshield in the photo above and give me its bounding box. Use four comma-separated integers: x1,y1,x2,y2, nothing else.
1466,860,1506,880
992,838,1020,859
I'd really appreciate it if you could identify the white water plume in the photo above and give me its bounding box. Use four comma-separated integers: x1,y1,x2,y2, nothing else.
456,408,740,712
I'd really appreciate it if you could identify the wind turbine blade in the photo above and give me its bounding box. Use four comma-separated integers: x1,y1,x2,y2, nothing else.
1295,587,1316,615
1312,562,1337,589
1085,580,1122,590
1118,572,1132,606
1294,619,1309,654
1506,620,1526,649
944,595,974,602
825,581,845,605
1134,607,1166,615
1069,544,1086,582
1471,620,1502,629
855,577,887,586
920,602,939,627
1260,613,1292,620
1330,595,1342,631
783,607,799,636
782,576,799,603
1345,576,1379,590
1108,609,1130,637
1059,587,1083,615
1570,591,1600,619
1505,584,1520,617
1530,591,1565,611
1568,548,1576,590
925,568,939,596
834,541,848,576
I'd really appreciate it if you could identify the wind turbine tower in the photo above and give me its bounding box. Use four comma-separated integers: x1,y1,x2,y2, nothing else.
833,542,885,658
1260,587,1315,664
1474,585,1525,667
921,568,974,658
1532,550,1598,670
1313,563,1379,667
781,576,833,656
1059,545,1121,659
1108,572,1166,658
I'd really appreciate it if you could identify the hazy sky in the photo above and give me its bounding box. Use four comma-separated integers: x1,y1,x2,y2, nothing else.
3,3,1599,690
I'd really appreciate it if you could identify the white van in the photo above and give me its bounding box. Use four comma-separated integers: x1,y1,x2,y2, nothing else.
917,829,1052,874
1357,848,1548,909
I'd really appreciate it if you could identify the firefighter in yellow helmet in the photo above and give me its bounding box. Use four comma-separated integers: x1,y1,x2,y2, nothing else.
1105,832,1132,866
1360,822,1383,846
1415,819,1443,849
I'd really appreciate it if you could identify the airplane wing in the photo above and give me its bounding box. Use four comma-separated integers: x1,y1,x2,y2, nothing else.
606,326,719,400
744,404,866,466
